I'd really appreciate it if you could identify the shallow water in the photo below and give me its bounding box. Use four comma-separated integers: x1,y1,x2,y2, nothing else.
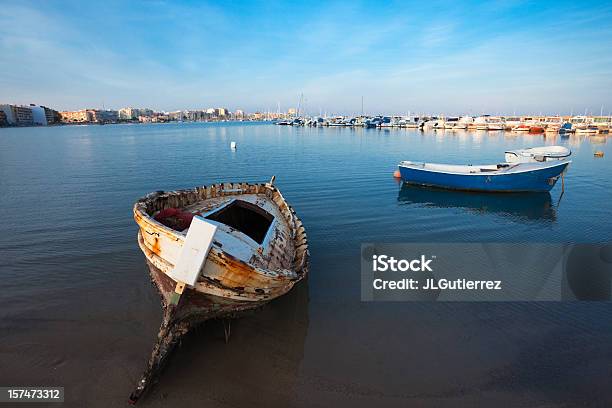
1,122,611,407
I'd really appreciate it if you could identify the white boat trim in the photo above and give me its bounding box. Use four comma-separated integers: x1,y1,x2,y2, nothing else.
399,159,570,177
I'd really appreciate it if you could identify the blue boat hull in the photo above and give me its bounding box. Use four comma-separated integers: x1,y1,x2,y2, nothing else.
399,162,569,192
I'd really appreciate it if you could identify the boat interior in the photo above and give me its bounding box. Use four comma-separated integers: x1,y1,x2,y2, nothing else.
205,199,273,244
150,195,281,267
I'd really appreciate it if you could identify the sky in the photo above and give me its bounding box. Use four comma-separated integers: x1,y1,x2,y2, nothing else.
1,0,612,115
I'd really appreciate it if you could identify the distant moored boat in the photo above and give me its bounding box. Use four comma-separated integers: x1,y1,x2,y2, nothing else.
398,159,570,192
504,146,571,163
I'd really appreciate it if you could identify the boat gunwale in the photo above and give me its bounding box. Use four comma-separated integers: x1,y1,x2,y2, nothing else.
398,159,571,177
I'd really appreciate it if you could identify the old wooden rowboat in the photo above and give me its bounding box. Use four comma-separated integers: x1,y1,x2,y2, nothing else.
129,177,309,403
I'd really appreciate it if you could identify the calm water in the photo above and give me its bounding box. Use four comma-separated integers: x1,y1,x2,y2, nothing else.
1,122,612,407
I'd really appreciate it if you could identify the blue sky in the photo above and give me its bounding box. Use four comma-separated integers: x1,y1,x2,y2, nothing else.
1,0,611,115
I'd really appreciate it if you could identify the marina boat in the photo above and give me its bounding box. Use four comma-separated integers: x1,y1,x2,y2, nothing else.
504,117,522,130
379,117,394,128
513,124,530,132
570,115,589,130
543,116,563,132
444,117,460,129
457,116,473,129
403,120,419,128
592,117,611,133
364,118,379,128
422,119,437,129
575,125,598,134
474,116,489,130
129,179,309,402
504,146,571,163
559,122,573,134
486,117,505,131
397,159,570,192
433,119,446,129
528,125,545,133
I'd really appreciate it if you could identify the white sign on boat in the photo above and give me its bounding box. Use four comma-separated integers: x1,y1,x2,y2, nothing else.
167,216,217,286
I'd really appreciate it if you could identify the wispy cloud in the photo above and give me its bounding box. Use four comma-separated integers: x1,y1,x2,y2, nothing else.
1,0,611,114
421,23,455,47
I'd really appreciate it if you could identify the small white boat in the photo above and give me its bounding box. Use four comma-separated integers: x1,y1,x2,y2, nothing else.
486,117,505,130
505,146,571,163
433,120,446,129
543,117,563,133
455,116,472,130
575,125,598,134
422,120,436,129
444,117,460,129
474,116,489,130
504,117,522,130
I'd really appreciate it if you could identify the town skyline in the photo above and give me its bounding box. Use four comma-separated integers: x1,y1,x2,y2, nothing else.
2,1,612,114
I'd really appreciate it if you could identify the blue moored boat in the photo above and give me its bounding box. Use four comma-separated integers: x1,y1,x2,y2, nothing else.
398,159,570,193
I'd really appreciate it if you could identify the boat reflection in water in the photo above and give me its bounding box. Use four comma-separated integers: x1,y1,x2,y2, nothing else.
398,184,556,222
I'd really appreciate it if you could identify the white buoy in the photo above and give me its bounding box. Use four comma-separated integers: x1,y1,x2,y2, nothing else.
230,141,237,150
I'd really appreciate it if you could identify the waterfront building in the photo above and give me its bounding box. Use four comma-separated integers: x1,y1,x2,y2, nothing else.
152,114,169,122
0,104,14,124
29,104,47,125
119,107,137,120
0,110,6,126
0,104,34,126
60,109,92,123
120,107,153,120
96,110,119,123
167,111,183,121
139,108,154,117
13,105,33,125
42,106,60,124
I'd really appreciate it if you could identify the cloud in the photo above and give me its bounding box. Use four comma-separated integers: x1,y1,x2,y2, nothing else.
421,23,455,47
1,0,611,114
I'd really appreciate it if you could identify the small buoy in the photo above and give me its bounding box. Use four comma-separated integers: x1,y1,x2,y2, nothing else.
594,151,604,157
393,169,401,178
230,141,237,150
